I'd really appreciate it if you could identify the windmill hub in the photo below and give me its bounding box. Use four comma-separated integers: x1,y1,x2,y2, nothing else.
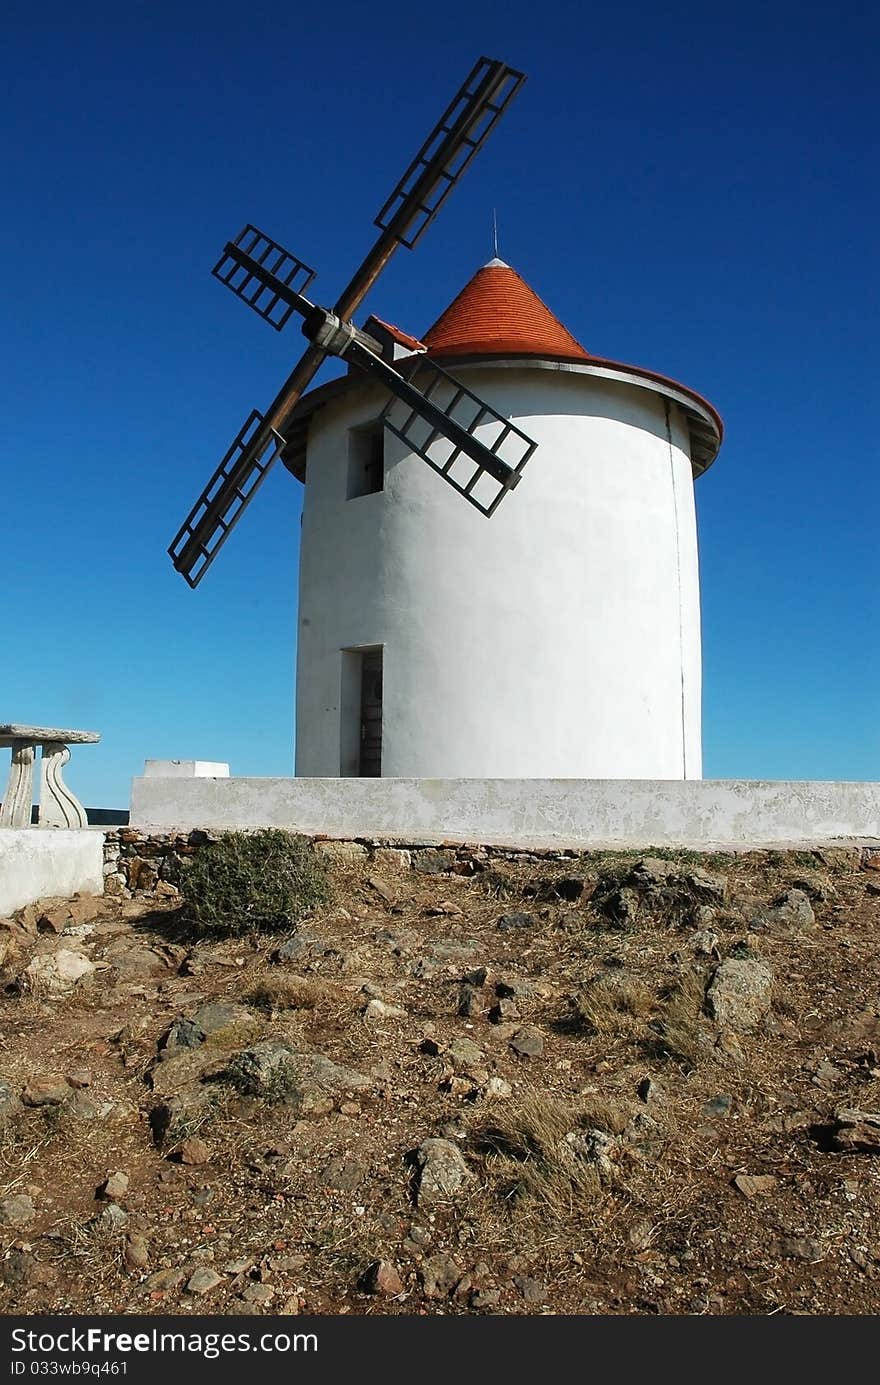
302,308,359,356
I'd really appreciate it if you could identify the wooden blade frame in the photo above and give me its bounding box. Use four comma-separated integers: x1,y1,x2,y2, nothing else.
169,56,526,587
211,225,315,331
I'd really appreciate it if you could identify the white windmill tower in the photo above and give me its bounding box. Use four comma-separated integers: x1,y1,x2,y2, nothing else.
169,57,722,783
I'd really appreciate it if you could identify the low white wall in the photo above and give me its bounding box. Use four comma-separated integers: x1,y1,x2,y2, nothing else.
129,777,880,849
0,829,105,916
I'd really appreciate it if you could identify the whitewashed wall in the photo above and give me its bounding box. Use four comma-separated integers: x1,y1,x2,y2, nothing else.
295,362,703,779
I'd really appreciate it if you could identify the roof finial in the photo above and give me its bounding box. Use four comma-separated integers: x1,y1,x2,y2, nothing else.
484,209,508,269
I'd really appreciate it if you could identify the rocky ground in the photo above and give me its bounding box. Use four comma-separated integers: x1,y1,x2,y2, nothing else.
1,839,879,1317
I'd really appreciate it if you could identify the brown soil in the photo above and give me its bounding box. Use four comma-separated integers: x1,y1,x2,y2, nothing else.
1,843,879,1317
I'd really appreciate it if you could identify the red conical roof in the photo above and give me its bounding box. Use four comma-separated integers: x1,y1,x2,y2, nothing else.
421,258,589,362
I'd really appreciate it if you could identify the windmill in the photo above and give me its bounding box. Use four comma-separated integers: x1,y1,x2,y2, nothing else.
169,56,537,589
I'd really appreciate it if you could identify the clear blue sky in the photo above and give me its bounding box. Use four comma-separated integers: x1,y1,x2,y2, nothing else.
3,0,877,808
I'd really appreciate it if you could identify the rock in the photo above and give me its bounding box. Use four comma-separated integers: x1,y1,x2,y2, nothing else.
176,1136,211,1165
319,1157,366,1190
489,999,520,1023
430,940,478,962
831,1108,880,1153
688,929,721,959
706,959,773,1032
0,1194,35,1226
315,840,367,865
0,1079,20,1126
463,966,489,986
496,912,537,931
780,1236,823,1262
363,998,406,1021
272,933,320,963
103,942,173,980
100,1172,129,1200
592,884,641,927
509,1025,544,1058
241,1283,275,1307
448,1036,485,1073
93,1203,128,1232
22,949,95,995
36,905,70,934
149,1088,212,1148
768,888,816,929
186,1267,224,1296
1,1250,36,1286
146,1267,186,1292
564,1127,616,1178
496,975,535,999
684,868,728,903
66,1069,92,1089
163,1000,262,1055
483,1076,512,1099
470,1287,501,1308
124,1235,150,1271
367,875,396,904
631,858,678,887
67,1091,101,1121
513,1274,547,1303
423,900,464,917
457,984,482,1017
412,850,456,875
223,1043,369,1112
704,1094,733,1117
421,1252,462,1298
361,1259,403,1296
148,1048,227,1097
732,1174,778,1198
22,1077,70,1107
637,1077,662,1104
372,848,411,872
414,1138,473,1205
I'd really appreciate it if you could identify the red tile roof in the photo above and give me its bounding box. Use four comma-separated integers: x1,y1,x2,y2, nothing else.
421,259,590,362
364,314,426,353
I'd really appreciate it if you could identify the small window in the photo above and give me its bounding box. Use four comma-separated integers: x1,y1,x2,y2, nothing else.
347,423,384,498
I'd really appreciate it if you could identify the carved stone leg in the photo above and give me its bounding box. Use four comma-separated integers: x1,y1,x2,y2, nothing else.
0,743,35,828
38,743,89,828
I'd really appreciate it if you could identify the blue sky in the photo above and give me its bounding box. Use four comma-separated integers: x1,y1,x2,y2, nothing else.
2,0,877,808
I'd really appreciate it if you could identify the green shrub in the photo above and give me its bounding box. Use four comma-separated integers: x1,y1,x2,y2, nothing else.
179,830,330,937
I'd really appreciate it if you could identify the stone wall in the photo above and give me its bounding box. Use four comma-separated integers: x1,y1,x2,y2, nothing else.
102,828,879,902
102,828,216,899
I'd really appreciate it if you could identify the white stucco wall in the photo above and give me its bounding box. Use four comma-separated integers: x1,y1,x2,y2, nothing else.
0,829,104,915
129,776,880,849
294,363,703,779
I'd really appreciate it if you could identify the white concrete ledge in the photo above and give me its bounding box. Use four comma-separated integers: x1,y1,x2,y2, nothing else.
128,777,880,849
0,829,105,916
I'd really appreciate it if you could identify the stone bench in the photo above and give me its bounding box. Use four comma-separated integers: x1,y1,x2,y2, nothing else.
0,724,100,829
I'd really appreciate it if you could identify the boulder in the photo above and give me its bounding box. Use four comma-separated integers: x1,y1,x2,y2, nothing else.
706,959,773,1032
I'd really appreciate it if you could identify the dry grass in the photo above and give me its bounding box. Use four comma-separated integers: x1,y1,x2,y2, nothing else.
469,1092,625,1216
246,973,356,1024
571,972,658,1037
651,967,711,1069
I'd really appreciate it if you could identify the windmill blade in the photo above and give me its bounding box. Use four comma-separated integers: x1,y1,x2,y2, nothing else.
168,410,288,587
331,56,525,322
212,225,316,331
171,56,527,586
341,336,537,517
374,56,525,251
